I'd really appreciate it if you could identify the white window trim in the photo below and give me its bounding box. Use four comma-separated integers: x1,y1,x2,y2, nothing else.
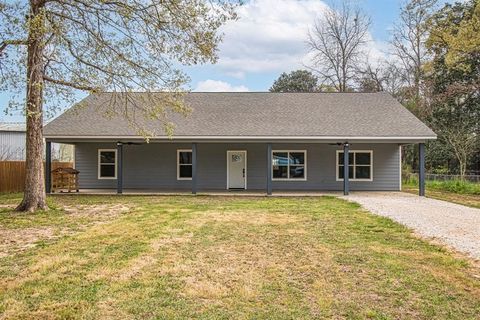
271,150,307,181
98,149,117,180
336,150,373,182
177,149,193,180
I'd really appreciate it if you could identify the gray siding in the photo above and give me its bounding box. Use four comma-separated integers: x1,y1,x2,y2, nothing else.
0,131,26,160
74,142,401,191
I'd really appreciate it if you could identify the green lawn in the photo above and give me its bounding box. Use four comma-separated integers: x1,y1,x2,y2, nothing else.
0,194,479,319
403,179,480,208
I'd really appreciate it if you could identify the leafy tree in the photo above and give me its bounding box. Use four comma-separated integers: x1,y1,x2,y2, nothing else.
307,1,371,92
425,139,455,173
428,0,480,71
425,0,480,177
0,0,237,211
269,70,319,92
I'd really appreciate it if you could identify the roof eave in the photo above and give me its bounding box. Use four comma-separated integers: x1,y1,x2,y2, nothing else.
44,135,437,144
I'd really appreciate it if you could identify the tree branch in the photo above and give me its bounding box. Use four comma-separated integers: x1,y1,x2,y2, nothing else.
0,39,28,55
43,75,98,92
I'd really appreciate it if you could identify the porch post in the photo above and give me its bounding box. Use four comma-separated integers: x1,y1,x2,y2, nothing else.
192,143,197,195
267,143,272,195
117,142,123,194
45,141,51,194
419,143,425,196
343,142,349,196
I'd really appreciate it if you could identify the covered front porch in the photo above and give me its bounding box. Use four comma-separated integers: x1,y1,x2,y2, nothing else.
44,140,426,196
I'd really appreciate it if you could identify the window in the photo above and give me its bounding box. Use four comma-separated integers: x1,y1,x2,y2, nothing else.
272,151,306,180
177,149,192,180
336,150,373,181
98,149,117,179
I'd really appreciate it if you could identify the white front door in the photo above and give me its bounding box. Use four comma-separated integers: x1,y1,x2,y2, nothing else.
227,151,247,189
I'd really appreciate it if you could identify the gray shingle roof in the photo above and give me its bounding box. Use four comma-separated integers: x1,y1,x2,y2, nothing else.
44,92,436,140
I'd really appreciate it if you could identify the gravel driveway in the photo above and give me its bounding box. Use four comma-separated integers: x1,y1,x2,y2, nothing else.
344,192,480,259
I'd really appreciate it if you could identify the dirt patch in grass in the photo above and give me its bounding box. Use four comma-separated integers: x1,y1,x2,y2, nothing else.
0,203,130,258
0,227,56,258
62,203,130,219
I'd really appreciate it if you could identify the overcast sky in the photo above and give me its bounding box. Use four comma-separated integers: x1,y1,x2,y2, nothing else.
1,0,452,122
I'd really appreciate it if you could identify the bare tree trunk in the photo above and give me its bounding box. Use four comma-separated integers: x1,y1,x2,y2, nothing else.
447,133,474,181
16,1,47,212
458,153,467,180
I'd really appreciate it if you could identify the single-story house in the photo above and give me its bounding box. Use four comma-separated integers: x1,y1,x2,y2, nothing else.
43,92,436,195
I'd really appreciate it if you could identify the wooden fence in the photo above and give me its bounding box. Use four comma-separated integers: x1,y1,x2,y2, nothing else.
0,161,73,193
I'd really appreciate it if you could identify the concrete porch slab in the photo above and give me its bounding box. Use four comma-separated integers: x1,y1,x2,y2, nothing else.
50,189,343,197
